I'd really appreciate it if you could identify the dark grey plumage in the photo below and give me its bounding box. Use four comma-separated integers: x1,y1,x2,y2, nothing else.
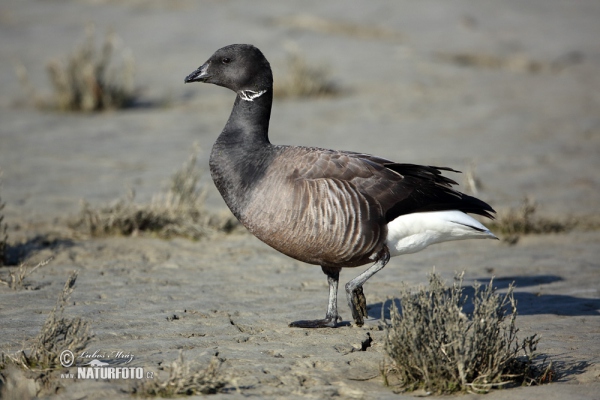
185,44,497,328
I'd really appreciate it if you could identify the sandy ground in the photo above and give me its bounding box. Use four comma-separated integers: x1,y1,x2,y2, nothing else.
1,0,599,398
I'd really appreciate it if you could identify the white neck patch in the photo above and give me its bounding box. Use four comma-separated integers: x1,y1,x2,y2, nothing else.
239,89,267,102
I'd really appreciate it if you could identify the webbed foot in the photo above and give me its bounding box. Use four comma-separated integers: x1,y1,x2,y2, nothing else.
346,285,368,327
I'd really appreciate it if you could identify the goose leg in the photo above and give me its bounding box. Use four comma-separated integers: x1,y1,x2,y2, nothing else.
289,266,342,328
345,247,390,327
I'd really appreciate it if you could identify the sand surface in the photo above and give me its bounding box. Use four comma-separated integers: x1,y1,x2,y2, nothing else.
0,0,599,398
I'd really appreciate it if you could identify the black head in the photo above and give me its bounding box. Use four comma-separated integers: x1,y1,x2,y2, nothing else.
184,44,273,94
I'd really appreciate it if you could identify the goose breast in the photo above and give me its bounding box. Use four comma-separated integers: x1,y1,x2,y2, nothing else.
241,146,387,268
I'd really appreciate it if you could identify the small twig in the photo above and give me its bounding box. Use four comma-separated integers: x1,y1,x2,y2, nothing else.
0,257,53,290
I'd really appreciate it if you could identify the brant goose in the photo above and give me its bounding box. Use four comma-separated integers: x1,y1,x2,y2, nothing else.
185,44,497,328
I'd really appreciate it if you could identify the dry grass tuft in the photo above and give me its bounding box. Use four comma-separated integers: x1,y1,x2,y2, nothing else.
274,51,340,99
133,353,227,396
436,51,584,74
488,198,577,244
17,25,136,112
8,271,92,370
0,257,52,290
436,52,544,73
383,272,552,394
70,151,238,239
274,14,403,42
462,162,481,196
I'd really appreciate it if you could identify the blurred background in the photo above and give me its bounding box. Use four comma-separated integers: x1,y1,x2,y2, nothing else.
0,3,599,397
1,0,599,223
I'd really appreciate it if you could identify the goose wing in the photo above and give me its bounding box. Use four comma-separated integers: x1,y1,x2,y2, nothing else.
288,148,495,222
243,146,494,267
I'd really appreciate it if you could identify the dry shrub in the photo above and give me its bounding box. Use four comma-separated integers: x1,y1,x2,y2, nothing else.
17,25,135,112
488,198,576,244
384,272,552,394
9,271,92,370
274,51,339,99
436,52,544,73
134,353,227,396
74,191,217,239
274,14,403,42
70,151,238,239
436,51,584,74
0,257,52,290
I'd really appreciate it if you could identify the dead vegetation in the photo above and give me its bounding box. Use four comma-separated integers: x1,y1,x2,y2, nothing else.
133,352,228,397
5,271,92,371
462,166,597,243
1,271,91,397
274,14,403,43
0,257,52,290
383,272,553,394
436,52,544,73
488,198,578,244
16,25,136,112
436,50,584,74
274,50,340,99
462,162,482,196
70,151,239,239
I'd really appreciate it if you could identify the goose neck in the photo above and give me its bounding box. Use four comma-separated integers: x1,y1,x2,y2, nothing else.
219,89,273,147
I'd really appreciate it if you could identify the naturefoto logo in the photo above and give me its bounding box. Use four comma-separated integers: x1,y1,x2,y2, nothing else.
59,349,153,380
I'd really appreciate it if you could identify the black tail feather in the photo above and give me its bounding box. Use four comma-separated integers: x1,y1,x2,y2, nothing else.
383,163,496,222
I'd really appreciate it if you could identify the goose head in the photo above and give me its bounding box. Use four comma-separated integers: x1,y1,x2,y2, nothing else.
184,44,273,96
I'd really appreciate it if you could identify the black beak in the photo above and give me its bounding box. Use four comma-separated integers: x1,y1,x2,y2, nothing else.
184,62,210,83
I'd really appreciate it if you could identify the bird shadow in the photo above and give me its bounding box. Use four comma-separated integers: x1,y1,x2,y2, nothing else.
367,273,600,321
481,275,600,317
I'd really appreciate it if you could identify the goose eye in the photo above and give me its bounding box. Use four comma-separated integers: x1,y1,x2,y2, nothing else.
222,57,231,64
